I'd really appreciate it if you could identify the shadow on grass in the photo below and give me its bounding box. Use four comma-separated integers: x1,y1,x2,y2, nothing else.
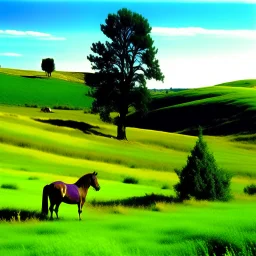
0,208,47,221
21,75,47,79
34,118,116,139
90,193,178,208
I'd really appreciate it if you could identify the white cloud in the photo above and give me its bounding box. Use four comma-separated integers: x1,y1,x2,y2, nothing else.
0,29,66,41
152,27,256,39
0,52,22,57
26,31,51,37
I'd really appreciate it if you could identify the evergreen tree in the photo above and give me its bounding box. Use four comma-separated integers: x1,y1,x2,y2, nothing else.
174,129,232,201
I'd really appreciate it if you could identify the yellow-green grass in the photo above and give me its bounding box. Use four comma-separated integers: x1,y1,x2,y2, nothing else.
1,106,256,255
1,106,256,178
215,79,256,88
0,72,92,109
0,67,85,84
128,85,256,135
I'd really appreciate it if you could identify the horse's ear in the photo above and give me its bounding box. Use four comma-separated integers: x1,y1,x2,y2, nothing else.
93,171,97,175
95,172,98,176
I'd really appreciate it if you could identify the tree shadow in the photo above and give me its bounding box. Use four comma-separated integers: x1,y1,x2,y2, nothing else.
21,75,47,79
34,118,116,139
0,208,47,221
90,193,178,208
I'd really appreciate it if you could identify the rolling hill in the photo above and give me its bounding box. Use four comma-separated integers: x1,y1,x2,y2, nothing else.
127,83,256,136
0,70,93,109
0,67,86,84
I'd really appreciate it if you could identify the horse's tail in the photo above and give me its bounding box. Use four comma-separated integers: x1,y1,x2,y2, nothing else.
42,184,49,215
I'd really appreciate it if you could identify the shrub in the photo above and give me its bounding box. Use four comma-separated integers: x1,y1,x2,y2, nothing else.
174,128,232,201
123,177,138,184
244,184,256,195
161,184,170,190
1,184,19,190
99,107,112,123
52,105,81,110
24,104,38,108
28,176,39,180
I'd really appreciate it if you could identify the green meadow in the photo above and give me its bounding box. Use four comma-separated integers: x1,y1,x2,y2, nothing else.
1,70,256,255
0,71,92,109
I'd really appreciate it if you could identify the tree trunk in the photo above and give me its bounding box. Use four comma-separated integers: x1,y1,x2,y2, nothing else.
117,112,127,140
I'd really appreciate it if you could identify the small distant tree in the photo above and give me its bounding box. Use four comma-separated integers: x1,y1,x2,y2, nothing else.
174,128,232,201
41,58,55,77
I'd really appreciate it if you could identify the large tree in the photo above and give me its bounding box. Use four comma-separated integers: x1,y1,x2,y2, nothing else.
41,58,55,77
86,8,164,140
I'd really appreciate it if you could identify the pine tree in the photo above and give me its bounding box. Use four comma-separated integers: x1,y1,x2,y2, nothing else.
174,129,232,201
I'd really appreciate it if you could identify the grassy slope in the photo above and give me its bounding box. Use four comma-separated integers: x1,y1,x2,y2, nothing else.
0,67,86,84
0,106,256,256
1,106,256,178
128,85,256,135
0,72,93,108
215,79,256,88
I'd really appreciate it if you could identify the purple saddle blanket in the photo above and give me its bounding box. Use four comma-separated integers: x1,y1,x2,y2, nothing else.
54,182,80,203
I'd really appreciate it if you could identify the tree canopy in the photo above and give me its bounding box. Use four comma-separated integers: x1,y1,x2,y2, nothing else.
86,8,164,140
41,58,55,77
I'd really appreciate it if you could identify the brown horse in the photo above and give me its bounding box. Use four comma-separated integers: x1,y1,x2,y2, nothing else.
41,172,100,220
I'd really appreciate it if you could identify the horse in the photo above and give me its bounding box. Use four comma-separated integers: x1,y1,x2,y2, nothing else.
41,172,100,220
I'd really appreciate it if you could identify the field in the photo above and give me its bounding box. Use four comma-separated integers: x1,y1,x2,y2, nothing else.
1,70,256,255
0,69,92,109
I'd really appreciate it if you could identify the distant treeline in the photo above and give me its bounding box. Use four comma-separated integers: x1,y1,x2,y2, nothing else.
149,88,188,94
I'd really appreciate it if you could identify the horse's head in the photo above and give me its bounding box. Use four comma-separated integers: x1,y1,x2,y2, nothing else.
91,172,100,191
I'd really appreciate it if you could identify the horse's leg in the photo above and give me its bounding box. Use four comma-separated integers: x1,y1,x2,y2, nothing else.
78,199,85,220
49,202,55,220
54,202,61,219
49,193,56,220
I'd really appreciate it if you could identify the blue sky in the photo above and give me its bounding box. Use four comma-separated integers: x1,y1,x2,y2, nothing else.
0,0,256,88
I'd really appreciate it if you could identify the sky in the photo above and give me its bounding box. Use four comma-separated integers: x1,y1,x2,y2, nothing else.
0,0,256,88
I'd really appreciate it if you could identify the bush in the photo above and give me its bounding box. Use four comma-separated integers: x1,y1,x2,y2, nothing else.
161,184,170,190
99,107,112,123
123,177,139,184
174,128,232,201
1,184,19,190
244,184,256,195
28,176,39,180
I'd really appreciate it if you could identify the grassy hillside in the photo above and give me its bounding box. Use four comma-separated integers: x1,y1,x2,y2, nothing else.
0,106,256,256
1,106,256,178
128,85,256,135
0,67,86,84
0,72,93,109
215,79,256,88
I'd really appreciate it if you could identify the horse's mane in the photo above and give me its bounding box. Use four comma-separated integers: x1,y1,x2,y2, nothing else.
74,173,91,187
